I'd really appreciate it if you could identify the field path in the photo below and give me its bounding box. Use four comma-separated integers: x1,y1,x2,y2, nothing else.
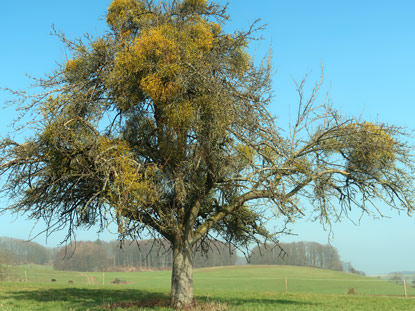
77,272,99,285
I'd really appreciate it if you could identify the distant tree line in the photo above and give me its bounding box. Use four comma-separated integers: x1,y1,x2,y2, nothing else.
0,237,51,265
0,236,364,275
342,261,366,276
108,240,236,269
53,241,110,272
0,248,9,280
53,239,237,272
108,240,173,269
249,242,344,271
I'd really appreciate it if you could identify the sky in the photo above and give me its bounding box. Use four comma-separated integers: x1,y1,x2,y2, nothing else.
0,0,415,275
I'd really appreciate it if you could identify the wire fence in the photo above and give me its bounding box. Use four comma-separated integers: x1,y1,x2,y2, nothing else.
0,271,413,298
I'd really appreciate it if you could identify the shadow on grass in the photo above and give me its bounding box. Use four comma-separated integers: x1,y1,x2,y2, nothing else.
196,295,320,308
9,287,319,309
9,287,169,309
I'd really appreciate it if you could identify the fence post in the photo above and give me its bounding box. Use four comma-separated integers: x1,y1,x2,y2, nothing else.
285,277,288,293
404,278,407,298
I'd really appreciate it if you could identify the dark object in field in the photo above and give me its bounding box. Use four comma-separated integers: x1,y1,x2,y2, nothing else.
112,278,127,284
347,288,356,295
51,279,56,282
68,280,73,284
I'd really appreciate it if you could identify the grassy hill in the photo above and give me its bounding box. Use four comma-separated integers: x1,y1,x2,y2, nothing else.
1,264,414,310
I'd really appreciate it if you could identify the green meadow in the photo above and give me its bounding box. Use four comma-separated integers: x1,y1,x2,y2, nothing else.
0,265,414,310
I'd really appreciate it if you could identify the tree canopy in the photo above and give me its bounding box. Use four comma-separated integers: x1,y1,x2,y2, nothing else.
1,0,414,308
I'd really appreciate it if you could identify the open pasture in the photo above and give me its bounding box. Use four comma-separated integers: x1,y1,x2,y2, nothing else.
1,265,414,310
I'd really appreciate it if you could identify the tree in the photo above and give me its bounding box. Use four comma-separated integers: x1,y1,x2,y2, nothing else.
0,0,414,308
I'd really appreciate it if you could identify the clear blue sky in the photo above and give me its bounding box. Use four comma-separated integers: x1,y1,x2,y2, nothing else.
1,0,415,275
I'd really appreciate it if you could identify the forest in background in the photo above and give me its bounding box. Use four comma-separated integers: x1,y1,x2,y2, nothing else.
250,242,344,272
0,236,363,274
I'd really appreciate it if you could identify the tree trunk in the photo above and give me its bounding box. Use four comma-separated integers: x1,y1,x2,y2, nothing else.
171,241,193,309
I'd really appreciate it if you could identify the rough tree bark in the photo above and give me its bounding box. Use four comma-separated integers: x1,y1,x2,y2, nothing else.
171,241,194,309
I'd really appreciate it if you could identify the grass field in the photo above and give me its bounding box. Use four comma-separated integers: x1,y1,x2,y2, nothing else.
0,264,414,310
